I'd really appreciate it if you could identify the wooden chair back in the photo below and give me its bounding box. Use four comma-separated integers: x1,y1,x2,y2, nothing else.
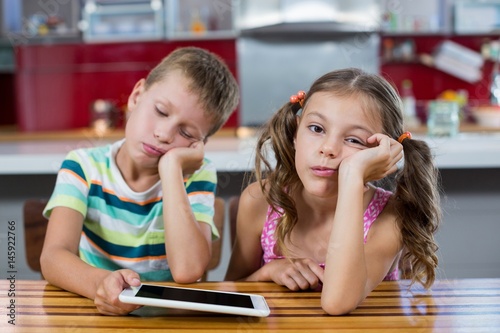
205,197,225,274
228,195,240,246
23,199,49,273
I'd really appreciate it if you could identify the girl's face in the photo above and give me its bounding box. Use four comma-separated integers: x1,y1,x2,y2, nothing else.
124,70,212,170
294,92,382,197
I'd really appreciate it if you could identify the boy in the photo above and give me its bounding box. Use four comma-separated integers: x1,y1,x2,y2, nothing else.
40,47,239,315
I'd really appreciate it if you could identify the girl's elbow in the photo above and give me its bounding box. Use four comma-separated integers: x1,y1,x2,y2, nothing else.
321,296,358,316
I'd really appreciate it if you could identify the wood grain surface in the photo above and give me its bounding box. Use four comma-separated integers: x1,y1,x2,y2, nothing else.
1,279,499,332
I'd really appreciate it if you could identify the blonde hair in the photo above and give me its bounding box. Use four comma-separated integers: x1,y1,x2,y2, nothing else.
255,68,441,289
145,47,239,137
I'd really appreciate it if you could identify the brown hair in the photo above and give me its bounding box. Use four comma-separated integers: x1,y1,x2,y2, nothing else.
255,68,441,289
145,47,239,137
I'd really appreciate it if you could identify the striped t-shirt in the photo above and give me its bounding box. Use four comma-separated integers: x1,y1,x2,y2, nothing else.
43,139,218,281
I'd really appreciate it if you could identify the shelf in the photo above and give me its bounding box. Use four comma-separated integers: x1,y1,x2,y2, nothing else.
0,127,237,142
407,123,500,135
381,30,454,37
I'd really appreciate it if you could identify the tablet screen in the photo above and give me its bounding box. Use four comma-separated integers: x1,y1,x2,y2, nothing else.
135,285,255,309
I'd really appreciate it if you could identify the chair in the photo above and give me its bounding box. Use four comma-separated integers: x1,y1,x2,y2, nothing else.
23,199,50,274
228,195,240,246
23,197,226,280
202,197,225,280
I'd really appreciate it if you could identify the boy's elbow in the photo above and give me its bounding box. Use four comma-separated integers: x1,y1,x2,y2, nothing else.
39,250,52,279
171,266,206,284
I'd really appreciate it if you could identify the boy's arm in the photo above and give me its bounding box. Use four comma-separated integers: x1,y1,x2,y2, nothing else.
40,206,141,315
159,142,213,283
40,206,106,298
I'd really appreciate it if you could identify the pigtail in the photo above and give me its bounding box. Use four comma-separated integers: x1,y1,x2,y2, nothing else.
394,138,441,288
254,101,302,256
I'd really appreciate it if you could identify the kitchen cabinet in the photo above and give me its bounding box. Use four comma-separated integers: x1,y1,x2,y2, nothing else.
0,40,15,126
380,0,500,121
14,39,238,132
454,0,500,35
79,0,238,42
1,0,81,43
380,34,498,125
82,0,164,42
381,35,496,98
165,0,237,40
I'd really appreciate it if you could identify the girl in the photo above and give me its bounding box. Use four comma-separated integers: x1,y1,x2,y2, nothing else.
225,68,441,315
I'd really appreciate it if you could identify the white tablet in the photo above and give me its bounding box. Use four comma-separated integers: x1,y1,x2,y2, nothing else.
119,283,270,317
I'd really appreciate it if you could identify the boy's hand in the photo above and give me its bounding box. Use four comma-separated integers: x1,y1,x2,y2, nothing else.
264,258,324,291
94,269,142,316
159,141,205,176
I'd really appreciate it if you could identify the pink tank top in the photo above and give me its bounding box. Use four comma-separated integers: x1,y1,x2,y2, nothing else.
261,187,399,281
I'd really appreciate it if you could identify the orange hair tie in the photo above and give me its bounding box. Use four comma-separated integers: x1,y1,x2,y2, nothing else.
398,131,412,143
290,90,306,108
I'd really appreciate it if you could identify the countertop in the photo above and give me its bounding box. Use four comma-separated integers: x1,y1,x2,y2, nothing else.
0,127,500,174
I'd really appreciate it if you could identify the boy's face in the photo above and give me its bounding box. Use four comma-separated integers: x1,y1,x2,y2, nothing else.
124,70,212,168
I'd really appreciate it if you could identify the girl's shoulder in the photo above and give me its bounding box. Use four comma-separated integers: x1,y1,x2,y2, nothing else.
240,182,268,210
367,186,400,233
238,182,269,227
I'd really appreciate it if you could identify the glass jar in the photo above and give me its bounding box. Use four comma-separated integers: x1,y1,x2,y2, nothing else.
90,99,120,133
427,101,460,137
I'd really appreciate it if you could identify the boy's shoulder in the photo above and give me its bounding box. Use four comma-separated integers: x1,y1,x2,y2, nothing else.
65,140,119,161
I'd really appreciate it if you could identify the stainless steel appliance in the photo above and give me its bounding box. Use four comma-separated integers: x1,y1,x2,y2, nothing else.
236,0,382,127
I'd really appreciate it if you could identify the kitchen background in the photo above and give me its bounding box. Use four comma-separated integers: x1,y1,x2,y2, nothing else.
0,0,499,281
1,0,500,131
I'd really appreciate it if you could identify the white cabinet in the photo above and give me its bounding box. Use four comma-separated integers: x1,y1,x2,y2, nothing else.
81,0,238,42
82,0,164,42
165,0,237,40
454,0,500,35
1,0,81,42
381,0,451,34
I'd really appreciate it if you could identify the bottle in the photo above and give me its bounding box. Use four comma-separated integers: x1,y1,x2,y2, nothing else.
190,9,206,34
401,79,420,128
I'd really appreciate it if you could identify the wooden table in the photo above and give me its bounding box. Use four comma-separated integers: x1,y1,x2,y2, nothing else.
1,279,499,332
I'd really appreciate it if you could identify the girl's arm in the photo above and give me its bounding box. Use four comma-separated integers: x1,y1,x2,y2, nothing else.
40,206,141,315
225,183,324,290
321,134,403,315
159,142,213,283
224,183,267,281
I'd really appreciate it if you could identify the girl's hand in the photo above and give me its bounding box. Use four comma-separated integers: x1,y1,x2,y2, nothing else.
341,134,403,183
265,258,324,291
94,269,142,316
159,141,205,176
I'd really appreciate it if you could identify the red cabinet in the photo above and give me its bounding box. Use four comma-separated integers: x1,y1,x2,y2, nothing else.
15,40,238,132
380,35,495,104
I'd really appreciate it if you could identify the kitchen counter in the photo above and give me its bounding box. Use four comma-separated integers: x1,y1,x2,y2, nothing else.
0,135,253,175
1,129,500,174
